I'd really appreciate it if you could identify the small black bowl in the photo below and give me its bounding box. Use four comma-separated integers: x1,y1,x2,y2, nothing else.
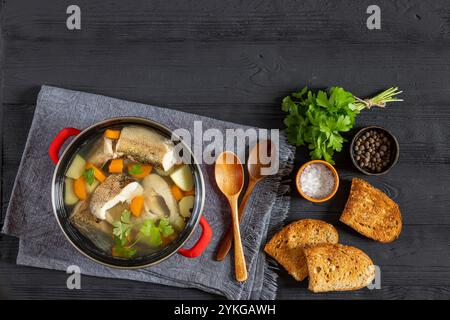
350,126,399,176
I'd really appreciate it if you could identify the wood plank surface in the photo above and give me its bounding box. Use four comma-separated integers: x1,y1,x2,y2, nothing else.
1,0,449,300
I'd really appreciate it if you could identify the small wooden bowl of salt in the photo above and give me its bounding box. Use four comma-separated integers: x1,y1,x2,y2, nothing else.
295,160,339,203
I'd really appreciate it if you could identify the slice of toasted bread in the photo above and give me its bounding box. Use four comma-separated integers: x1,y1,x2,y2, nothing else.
340,178,402,243
264,219,339,281
304,243,375,293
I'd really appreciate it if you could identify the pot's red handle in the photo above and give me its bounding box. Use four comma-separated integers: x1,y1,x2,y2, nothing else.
178,216,212,258
49,128,81,164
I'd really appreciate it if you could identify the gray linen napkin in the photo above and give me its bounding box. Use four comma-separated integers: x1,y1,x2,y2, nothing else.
2,86,294,300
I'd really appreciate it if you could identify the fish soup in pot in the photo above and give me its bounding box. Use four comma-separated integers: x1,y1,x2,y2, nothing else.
50,118,211,268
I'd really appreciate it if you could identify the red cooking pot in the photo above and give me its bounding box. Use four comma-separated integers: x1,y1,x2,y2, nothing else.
49,117,212,268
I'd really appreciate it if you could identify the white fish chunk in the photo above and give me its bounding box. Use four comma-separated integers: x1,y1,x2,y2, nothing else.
115,126,178,171
86,137,114,167
144,194,170,218
90,174,143,220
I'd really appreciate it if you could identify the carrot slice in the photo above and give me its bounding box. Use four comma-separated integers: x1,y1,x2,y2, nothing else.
73,177,87,200
109,159,124,173
85,162,107,182
184,189,195,196
130,195,145,217
127,163,152,179
171,184,184,201
104,129,121,140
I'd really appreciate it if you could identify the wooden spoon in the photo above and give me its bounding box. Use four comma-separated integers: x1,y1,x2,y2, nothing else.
215,151,247,282
216,140,274,261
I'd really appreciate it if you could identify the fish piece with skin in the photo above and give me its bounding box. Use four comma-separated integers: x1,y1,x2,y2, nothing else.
72,201,158,255
69,200,113,252
90,174,143,220
115,126,178,171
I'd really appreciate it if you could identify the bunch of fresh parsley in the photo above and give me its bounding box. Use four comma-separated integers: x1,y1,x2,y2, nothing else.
282,87,366,164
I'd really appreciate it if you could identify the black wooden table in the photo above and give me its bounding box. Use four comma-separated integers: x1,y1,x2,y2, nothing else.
1,0,449,299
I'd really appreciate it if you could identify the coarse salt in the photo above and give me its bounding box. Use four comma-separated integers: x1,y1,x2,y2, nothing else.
299,163,335,199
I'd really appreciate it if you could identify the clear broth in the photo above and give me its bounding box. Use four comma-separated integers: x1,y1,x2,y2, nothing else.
63,125,195,259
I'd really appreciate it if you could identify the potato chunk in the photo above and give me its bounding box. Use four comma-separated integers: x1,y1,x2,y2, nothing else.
169,165,194,192
64,178,79,205
65,154,86,179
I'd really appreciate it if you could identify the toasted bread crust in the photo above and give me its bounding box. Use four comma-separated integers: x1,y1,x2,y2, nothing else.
340,178,402,243
304,243,376,293
264,219,338,281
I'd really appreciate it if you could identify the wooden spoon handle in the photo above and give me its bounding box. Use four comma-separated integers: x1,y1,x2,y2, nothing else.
216,179,257,261
230,198,247,282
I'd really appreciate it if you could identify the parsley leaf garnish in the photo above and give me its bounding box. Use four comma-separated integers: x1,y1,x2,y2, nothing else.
140,220,162,246
112,209,176,256
159,218,174,237
113,236,137,258
112,210,133,242
282,86,402,164
128,164,143,175
139,218,174,247
83,168,95,185
112,210,137,258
